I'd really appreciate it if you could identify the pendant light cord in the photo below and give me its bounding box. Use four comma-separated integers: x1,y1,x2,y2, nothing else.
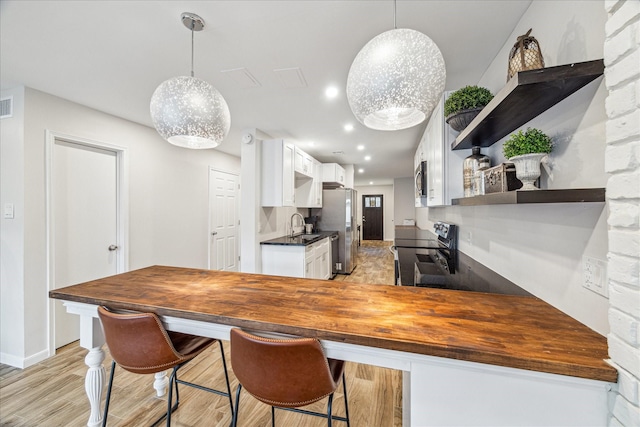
393,0,397,29
190,21,195,77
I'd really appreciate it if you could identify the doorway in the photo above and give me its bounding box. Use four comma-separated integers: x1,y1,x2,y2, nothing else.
208,168,239,271
46,131,127,354
362,194,383,240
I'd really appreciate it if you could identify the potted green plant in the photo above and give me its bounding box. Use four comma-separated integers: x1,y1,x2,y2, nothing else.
444,85,494,132
502,127,553,190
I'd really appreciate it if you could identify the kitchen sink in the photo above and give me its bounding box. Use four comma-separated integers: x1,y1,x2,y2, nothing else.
300,234,321,240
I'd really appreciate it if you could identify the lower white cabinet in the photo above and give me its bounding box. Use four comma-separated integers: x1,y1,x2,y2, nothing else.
261,237,331,280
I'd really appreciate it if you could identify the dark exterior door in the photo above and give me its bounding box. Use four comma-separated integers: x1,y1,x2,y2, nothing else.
362,195,383,240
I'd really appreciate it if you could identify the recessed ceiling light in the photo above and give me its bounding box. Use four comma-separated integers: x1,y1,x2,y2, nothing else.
364,155,371,161
344,123,354,132
357,145,365,151
369,181,374,185
325,86,339,99
358,168,364,173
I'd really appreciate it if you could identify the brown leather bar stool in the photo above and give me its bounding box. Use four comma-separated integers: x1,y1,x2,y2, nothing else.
97,306,234,426
230,328,350,427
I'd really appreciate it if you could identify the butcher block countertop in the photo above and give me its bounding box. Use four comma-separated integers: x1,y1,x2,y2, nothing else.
49,265,617,383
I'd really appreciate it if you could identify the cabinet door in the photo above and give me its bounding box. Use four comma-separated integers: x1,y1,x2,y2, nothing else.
294,147,313,178
322,163,345,185
336,165,345,185
314,160,322,206
320,240,330,279
262,139,295,207
283,143,295,206
426,97,445,207
305,245,315,278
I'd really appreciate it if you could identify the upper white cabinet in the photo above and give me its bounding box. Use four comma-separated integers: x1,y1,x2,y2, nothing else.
294,150,322,208
415,94,464,207
262,139,295,207
294,147,314,178
262,140,321,208
322,163,345,187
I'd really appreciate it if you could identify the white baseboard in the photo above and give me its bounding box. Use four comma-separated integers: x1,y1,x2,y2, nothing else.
1,348,50,369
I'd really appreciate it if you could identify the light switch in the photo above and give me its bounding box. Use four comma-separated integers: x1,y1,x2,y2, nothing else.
4,203,14,219
583,256,608,298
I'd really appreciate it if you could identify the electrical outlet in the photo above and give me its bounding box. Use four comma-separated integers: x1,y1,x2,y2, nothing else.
466,231,472,246
583,256,608,298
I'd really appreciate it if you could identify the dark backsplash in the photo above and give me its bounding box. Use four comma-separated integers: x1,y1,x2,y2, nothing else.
444,250,533,297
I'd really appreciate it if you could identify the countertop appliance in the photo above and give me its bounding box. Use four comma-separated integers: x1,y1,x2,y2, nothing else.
317,188,357,274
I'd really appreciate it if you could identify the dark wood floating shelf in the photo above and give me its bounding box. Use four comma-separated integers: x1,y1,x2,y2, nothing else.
451,59,605,151
451,188,606,206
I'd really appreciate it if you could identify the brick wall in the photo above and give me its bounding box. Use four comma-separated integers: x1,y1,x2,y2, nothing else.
604,1,640,426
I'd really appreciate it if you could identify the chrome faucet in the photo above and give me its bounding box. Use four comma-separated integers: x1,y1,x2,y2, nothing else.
290,212,305,237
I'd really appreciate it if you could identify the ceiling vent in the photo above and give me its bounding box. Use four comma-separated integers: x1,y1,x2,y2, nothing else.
220,67,261,88
0,97,13,119
273,67,307,89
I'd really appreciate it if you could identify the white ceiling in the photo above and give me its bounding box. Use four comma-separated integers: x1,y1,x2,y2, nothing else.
0,0,531,185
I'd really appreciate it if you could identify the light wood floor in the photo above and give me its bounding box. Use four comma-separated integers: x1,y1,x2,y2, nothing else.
0,240,400,427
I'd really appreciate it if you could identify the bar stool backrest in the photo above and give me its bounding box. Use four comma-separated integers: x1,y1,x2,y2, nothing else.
98,306,185,374
230,329,340,408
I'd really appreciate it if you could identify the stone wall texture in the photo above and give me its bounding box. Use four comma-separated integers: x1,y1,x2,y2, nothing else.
604,1,640,426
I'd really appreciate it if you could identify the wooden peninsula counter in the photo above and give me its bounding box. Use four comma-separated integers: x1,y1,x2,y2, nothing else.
50,265,617,427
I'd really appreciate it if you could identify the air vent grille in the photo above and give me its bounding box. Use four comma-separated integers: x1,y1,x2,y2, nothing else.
0,97,13,119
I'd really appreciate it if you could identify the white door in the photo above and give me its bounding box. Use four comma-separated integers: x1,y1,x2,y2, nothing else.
53,140,119,348
209,169,239,271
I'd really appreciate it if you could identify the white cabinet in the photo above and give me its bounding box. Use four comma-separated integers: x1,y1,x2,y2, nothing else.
322,163,345,187
294,147,314,178
313,238,331,279
414,94,463,207
294,152,322,208
262,139,295,207
314,159,323,207
261,237,331,279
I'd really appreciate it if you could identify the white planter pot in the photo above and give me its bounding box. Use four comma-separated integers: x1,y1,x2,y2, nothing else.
509,153,547,190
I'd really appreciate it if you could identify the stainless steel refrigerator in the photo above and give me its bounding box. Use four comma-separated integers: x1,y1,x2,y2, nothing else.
317,188,357,274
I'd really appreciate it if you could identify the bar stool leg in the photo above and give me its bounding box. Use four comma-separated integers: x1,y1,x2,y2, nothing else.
327,394,334,427
102,361,117,427
218,341,235,416
342,372,350,427
232,384,243,427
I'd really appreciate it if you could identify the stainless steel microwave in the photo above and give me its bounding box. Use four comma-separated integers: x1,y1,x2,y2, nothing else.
415,161,427,198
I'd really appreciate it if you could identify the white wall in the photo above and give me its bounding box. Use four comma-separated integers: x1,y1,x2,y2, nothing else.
416,1,610,334
394,177,415,225
1,86,26,366
0,87,240,367
356,184,394,241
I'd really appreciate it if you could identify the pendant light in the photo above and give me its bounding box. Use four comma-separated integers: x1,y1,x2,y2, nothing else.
150,12,230,149
346,1,446,131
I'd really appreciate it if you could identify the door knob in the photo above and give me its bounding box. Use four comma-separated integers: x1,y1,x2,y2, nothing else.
108,245,118,251
211,231,218,236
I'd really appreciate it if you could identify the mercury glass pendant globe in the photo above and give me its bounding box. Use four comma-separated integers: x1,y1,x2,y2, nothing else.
347,28,446,131
150,75,231,149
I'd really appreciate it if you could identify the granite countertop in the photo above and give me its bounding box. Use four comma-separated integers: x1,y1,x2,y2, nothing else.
260,230,338,246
